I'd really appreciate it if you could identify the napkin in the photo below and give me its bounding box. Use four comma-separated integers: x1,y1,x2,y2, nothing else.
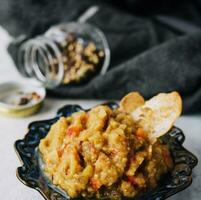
1,0,201,113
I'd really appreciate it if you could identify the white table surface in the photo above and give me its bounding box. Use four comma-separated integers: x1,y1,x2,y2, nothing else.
0,26,201,200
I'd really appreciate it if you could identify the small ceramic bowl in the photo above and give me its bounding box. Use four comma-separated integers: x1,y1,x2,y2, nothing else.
14,102,198,200
0,81,46,117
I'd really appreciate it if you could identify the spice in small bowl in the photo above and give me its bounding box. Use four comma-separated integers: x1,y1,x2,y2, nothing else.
0,82,46,117
13,91,41,106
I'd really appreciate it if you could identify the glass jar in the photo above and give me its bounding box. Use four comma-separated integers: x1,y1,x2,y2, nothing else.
17,22,110,88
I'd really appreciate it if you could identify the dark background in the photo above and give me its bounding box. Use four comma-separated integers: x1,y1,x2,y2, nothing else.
1,0,201,113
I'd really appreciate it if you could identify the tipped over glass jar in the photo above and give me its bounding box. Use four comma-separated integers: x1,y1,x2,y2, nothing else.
17,22,110,89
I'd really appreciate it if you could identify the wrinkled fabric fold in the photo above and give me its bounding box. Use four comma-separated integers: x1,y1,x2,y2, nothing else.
1,0,201,113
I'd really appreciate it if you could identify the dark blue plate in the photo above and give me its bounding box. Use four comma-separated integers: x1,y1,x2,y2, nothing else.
14,103,198,200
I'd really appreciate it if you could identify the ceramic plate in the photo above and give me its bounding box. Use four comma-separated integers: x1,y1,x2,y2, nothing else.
15,102,198,200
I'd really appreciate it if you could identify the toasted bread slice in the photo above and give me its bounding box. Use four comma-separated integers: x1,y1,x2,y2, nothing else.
131,91,182,143
119,92,145,113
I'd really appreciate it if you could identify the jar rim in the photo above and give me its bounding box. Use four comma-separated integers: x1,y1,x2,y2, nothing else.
18,36,64,88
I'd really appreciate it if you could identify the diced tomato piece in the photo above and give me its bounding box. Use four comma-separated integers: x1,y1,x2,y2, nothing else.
90,178,101,190
127,176,137,185
81,116,87,126
128,175,146,188
136,128,148,140
57,148,64,157
66,126,82,137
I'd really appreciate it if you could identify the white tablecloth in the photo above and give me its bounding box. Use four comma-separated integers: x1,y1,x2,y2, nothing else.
0,26,200,200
